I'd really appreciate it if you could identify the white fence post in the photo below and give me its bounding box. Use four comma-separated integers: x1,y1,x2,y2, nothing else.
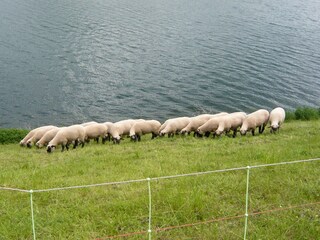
29,190,36,240
244,166,251,240
147,178,152,240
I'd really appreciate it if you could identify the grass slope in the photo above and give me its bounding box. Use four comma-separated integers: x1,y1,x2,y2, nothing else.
0,120,319,239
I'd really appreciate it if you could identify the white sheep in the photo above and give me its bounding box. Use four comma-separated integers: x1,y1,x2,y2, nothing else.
196,115,227,137
215,112,247,137
19,125,56,147
80,121,97,127
108,119,145,144
159,117,191,137
129,120,161,141
25,125,57,148
240,109,270,136
47,125,86,153
269,107,286,133
36,127,62,148
181,112,228,136
84,123,109,143
20,128,39,147
103,122,114,142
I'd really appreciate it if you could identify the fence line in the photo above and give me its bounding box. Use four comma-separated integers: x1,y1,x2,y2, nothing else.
1,158,319,193
0,157,319,240
97,201,320,240
0,186,29,192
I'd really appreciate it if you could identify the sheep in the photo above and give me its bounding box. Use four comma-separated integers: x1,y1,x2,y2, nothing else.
47,125,86,153
269,107,286,133
159,117,191,137
215,112,247,137
196,115,227,137
80,121,97,127
25,125,57,148
36,127,62,148
20,128,40,147
158,116,188,134
180,112,228,136
84,123,109,143
129,120,161,141
240,109,270,136
108,119,145,144
103,122,114,142
19,125,56,147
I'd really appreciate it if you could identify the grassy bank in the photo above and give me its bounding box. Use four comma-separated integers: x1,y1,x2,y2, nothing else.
0,128,28,144
0,120,319,239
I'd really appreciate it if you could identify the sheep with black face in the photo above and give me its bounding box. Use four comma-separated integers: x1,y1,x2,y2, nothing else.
129,120,161,141
25,125,57,148
159,117,190,137
196,115,227,138
181,113,228,136
269,107,285,133
47,125,86,153
240,109,269,136
108,119,145,144
215,112,246,137
36,127,62,148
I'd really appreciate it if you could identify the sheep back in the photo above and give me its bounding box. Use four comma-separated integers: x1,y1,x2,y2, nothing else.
181,112,228,134
240,109,269,135
47,125,85,151
84,123,108,140
36,127,61,148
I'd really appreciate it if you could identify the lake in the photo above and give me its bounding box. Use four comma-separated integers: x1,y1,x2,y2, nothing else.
0,0,319,128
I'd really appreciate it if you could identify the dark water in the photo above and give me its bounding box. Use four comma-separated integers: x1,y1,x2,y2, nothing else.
1,0,319,129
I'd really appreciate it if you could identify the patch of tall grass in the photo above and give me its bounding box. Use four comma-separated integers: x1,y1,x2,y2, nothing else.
286,107,320,121
0,128,28,144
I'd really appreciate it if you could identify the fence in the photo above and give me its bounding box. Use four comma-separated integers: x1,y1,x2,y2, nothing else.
1,157,320,239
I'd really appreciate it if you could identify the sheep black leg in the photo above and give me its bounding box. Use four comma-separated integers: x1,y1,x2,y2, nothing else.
95,137,99,143
151,133,156,139
205,132,210,138
73,140,78,149
61,145,65,152
225,131,232,138
251,129,255,136
137,135,141,142
233,130,237,138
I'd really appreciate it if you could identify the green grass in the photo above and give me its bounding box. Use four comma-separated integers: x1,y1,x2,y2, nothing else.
286,107,320,121
0,128,29,144
0,120,319,239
